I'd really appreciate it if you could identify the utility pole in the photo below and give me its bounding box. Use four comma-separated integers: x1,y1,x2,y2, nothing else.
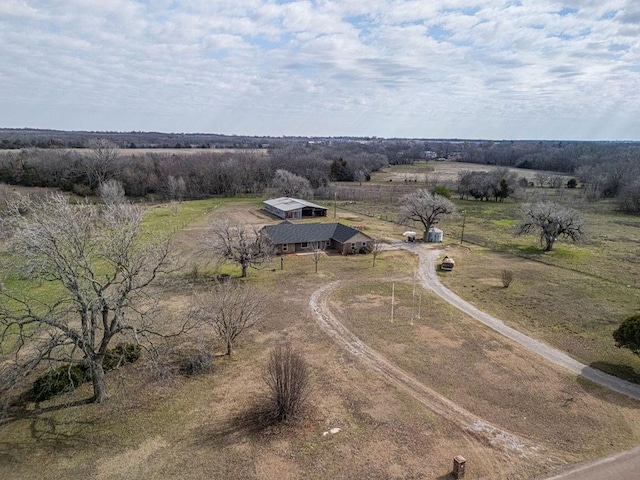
334,192,337,219
411,273,416,325
391,282,395,323
460,210,466,244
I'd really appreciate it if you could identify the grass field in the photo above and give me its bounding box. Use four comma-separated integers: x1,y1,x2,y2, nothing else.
2,164,640,479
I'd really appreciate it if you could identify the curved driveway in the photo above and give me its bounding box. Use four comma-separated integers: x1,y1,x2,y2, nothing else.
403,245,640,479
313,242,640,478
413,247,640,401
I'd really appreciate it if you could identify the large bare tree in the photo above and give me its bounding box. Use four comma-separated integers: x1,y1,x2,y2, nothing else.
0,189,174,402
516,201,585,252
197,281,264,356
207,221,273,278
398,189,457,241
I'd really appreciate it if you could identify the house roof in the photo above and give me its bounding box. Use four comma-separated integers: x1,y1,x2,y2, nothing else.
263,197,327,212
262,222,370,245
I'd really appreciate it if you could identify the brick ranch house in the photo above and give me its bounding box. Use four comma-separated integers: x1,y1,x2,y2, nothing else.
262,221,374,255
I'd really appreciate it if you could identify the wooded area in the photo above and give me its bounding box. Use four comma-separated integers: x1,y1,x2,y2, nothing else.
1,130,640,213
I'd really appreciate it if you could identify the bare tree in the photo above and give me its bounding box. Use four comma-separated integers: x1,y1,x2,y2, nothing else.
272,169,312,198
310,241,325,273
263,344,311,422
550,175,564,189
618,180,640,213
534,171,551,188
166,175,187,201
85,138,120,190
98,179,125,205
207,221,273,278
371,238,384,267
398,189,457,241
0,192,175,403
197,281,264,356
516,202,585,252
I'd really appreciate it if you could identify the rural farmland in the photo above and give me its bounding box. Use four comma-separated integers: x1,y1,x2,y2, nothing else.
4,2,640,478
1,150,640,479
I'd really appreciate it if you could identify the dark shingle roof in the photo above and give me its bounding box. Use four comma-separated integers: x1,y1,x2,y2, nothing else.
262,222,367,245
332,223,361,243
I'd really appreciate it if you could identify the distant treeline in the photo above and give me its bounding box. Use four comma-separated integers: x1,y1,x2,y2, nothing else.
1,130,640,213
2,129,640,171
0,141,388,199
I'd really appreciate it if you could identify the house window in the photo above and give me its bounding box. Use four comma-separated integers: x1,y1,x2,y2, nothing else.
282,244,288,252
301,242,308,248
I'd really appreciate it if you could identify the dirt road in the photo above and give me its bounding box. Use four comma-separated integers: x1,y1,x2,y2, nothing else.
310,281,538,455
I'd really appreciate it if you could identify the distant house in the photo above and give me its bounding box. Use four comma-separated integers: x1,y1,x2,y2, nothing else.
262,221,373,255
263,197,328,220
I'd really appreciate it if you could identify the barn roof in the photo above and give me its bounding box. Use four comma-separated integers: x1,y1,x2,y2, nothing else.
262,222,369,245
263,197,327,212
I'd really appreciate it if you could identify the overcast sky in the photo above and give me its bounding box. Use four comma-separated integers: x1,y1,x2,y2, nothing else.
2,1,640,140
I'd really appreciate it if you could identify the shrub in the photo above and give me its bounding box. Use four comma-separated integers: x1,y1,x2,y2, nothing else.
566,178,578,189
501,270,514,288
263,345,311,422
30,343,141,402
431,185,451,198
32,364,89,401
179,350,214,376
613,315,640,355
102,343,141,371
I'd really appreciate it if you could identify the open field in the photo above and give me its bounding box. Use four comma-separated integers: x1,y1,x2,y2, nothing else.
371,161,572,185
2,163,640,479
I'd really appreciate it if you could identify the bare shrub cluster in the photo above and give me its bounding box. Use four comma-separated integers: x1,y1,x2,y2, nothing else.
501,270,514,288
263,345,311,422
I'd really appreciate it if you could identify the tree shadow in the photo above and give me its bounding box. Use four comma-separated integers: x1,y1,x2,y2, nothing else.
0,397,99,458
590,361,640,384
577,362,640,408
1,397,94,427
191,399,283,447
192,398,313,448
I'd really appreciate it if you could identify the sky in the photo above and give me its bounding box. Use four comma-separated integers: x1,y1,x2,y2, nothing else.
1,0,640,140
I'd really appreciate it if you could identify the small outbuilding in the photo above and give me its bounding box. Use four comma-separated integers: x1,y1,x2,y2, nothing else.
427,227,443,243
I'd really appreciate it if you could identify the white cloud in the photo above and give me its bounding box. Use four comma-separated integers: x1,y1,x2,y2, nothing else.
1,0,640,139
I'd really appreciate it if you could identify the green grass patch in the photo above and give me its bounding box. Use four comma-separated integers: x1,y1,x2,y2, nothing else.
492,218,516,227
140,198,223,235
